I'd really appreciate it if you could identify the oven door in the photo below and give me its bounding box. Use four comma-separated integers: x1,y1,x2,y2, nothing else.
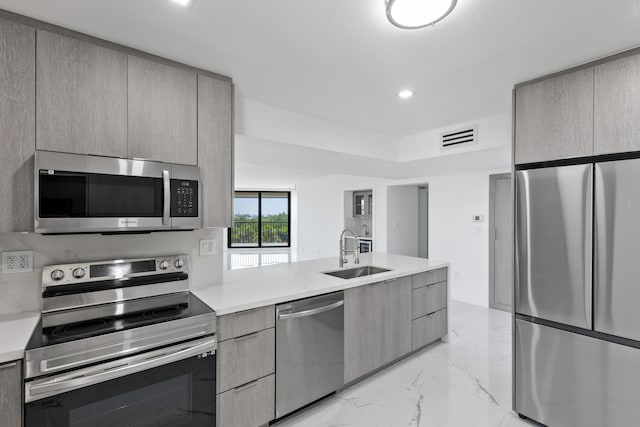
25,337,216,427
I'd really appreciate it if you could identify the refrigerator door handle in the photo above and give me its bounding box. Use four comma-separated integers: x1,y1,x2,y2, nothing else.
584,165,593,330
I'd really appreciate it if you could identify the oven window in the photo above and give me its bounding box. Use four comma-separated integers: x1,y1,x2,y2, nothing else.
39,171,163,218
25,354,215,427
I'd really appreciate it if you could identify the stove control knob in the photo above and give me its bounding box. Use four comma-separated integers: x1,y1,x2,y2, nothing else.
72,268,85,279
159,260,170,270
50,269,65,281
174,258,184,269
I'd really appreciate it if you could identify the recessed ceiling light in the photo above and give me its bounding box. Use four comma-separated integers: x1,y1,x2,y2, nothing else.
170,0,192,7
397,90,415,99
386,0,457,29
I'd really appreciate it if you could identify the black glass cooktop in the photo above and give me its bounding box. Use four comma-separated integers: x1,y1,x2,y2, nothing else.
26,293,214,349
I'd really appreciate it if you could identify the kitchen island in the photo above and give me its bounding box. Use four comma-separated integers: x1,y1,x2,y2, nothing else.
195,252,450,427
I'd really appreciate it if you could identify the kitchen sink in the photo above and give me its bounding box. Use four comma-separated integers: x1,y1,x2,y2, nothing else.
323,265,392,280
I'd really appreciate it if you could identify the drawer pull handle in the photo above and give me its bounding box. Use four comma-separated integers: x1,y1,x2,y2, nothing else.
384,278,396,283
234,332,259,342
235,379,259,392
0,362,17,369
427,283,439,288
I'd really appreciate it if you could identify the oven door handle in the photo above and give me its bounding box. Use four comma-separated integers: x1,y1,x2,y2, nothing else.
25,336,216,403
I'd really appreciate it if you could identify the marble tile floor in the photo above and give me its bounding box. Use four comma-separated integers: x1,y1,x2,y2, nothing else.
275,300,536,427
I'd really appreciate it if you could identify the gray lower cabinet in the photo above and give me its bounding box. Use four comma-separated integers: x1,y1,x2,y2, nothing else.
514,68,594,164
216,329,275,394
412,309,447,351
0,360,22,427
0,18,35,233
345,272,447,383
594,53,640,155
36,30,127,158
344,281,385,383
198,75,234,228
217,306,275,342
217,375,275,427
345,277,413,383
382,276,412,364
216,307,275,427
128,55,198,165
412,281,447,319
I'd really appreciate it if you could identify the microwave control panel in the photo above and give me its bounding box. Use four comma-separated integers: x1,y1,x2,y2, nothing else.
170,179,198,217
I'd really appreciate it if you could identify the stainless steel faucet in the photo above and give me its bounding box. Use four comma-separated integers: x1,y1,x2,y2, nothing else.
362,223,368,236
339,229,360,268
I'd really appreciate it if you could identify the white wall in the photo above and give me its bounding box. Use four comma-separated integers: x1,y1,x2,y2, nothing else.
0,229,224,315
386,185,419,257
396,113,511,162
236,99,396,160
422,169,509,307
296,175,388,261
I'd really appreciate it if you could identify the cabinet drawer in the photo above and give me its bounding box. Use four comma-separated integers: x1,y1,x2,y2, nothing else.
217,374,275,427
412,268,448,289
412,281,447,319
217,328,275,393
218,305,275,342
412,309,447,351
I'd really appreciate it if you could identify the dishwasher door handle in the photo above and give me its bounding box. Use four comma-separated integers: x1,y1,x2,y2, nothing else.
278,300,344,320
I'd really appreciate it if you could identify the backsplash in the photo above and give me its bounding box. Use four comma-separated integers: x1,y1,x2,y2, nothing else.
344,217,373,238
0,229,224,315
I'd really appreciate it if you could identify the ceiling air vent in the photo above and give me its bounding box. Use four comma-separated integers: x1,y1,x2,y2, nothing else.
440,126,478,150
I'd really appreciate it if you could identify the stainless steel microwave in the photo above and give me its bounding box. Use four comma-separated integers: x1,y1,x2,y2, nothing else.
34,151,201,234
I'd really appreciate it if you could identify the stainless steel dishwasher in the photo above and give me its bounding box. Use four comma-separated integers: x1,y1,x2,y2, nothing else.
276,291,344,418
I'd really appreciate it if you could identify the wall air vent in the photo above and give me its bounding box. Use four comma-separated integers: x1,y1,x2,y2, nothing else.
440,126,478,150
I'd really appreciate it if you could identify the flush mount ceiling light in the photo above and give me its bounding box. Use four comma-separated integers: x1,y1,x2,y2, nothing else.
397,90,415,99
386,0,457,29
170,0,192,7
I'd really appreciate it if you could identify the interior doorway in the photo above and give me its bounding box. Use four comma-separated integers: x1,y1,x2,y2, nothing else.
489,173,513,312
418,186,429,259
386,184,428,259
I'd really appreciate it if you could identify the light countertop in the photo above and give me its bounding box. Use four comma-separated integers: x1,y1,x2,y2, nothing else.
195,253,448,316
0,312,40,364
0,254,447,363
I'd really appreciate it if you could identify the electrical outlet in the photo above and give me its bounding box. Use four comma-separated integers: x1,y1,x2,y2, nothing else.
200,239,217,256
2,251,33,274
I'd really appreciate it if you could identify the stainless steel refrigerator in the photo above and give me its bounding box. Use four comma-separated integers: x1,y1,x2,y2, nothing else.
515,159,640,427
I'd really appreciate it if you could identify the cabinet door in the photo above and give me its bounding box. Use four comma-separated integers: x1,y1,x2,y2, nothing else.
198,75,233,227
128,56,197,165
36,30,127,157
594,54,640,155
515,68,594,164
0,19,35,233
0,360,22,427
382,277,412,364
344,282,384,383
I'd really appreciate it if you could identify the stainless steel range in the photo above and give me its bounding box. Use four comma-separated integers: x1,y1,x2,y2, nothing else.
23,255,217,427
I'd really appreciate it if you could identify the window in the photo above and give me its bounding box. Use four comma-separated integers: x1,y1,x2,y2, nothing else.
228,191,291,248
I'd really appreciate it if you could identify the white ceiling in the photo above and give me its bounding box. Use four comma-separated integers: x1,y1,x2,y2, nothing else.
1,0,639,139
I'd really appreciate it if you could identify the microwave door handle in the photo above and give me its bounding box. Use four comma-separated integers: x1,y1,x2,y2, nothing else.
163,170,170,226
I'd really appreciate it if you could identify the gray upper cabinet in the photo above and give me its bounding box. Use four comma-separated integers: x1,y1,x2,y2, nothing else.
198,75,234,227
128,55,198,165
515,68,594,164
594,54,640,155
36,30,127,158
0,18,35,233
0,360,23,427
